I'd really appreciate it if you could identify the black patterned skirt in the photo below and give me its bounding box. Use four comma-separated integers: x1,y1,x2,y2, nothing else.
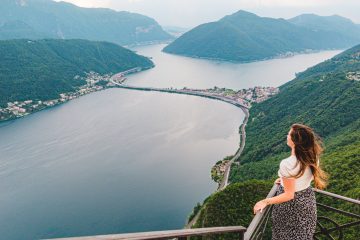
271,185,317,240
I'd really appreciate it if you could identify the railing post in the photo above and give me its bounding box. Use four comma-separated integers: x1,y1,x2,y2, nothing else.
239,231,245,240
244,184,278,240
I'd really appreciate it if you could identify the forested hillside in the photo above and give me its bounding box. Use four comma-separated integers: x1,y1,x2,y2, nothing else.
191,45,360,239
0,0,172,45
163,10,360,62
230,44,360,200
0,39,154,107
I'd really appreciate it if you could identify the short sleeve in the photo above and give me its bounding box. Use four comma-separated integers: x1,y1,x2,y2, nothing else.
278,159,295,178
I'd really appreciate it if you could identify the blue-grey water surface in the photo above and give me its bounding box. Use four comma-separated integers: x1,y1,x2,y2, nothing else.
128,44,341,89
0,44,340,239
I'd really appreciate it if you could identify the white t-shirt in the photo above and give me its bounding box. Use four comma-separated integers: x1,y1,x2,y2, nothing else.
278,155,314,192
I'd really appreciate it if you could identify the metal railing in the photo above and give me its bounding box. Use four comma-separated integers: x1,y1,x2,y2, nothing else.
313,188,360,240
46,226,246,240
244,185,360,240
243,184,278,240
46,185,359,240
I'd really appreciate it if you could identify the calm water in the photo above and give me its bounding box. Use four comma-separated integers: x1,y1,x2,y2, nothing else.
129,44,341,89
0,90,243,239
0,44,340,239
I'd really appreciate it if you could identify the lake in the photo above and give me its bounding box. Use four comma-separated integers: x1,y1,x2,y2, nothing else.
0,44,340,239
128,44,340,89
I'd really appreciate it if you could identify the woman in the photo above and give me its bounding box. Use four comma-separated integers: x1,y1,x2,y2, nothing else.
253,123,328,240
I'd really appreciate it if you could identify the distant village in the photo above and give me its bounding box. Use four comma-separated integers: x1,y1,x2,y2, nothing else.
185,85,279,108
346,71,360,81
0,71,116,122
0,68,279,122
211,159,231,184
277,49,316,58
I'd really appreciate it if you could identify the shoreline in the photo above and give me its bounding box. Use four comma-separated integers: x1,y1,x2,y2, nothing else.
1,69,271,230
108,80,255,229
0,87,100,124
219,107,249,190
185,107,249,229
162,48,343,64
0,67,153,124
0,86,114,124
124,40,173,49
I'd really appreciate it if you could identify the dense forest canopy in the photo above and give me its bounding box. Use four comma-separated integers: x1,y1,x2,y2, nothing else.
0,39,154,107
164,10,360,62
192,44,360,239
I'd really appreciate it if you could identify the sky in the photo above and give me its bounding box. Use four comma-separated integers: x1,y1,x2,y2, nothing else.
56,0,360,28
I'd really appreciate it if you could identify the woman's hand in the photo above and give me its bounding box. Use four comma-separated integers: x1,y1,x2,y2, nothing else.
274,178,281,184
253,200,268,214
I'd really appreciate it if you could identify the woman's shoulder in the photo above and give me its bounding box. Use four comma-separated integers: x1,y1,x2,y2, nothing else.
280,155,297,167
279,155,298,177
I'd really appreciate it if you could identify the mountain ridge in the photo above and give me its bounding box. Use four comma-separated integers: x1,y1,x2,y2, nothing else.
0,39,154,108
0,0,173,45
163,10,360,62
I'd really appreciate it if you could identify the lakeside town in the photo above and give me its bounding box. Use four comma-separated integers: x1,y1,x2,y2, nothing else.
211,156,233,184
346,71,360,81
0,69,279,122
185,85,279,108
0,72,114,122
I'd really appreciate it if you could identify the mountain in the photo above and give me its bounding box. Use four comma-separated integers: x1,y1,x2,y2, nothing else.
162,26,189,37
229,44,360,197
0,39,154,107
0,20,44,39
227,46,360,234
191,45,360,239
0,0,172,45
231,44,360,170
163,10,360,62
289,14,360,40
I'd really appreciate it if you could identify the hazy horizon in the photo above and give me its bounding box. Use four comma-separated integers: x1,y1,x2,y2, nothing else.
55,0,360,28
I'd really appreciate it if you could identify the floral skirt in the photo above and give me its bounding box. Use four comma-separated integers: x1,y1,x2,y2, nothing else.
271,185,317,240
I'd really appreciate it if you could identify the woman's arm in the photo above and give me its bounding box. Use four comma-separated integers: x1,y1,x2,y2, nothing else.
253,177,295,214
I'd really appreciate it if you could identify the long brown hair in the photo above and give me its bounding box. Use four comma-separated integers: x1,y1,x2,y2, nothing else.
290,124,328,189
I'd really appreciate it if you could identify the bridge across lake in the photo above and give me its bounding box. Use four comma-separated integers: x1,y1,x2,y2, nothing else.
111,81,249,111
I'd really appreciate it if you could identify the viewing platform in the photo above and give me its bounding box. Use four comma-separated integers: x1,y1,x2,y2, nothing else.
48,185,360,240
